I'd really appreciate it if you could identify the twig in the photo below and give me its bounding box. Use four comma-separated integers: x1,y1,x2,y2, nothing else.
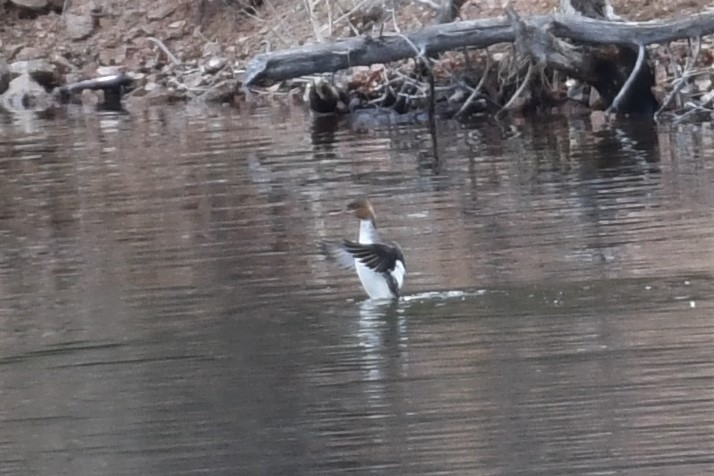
496,61,533,118
413,0,440,9
304,0,325,42
147,37,182,65
426,57,436,121
327,0,334,35
241,8,266,23
426,58,439,164
674,101,711,122
262,0,298,41
606,44,646,114
268,21,295,48
320,0,371,35
664,68,711,84
389,0,401,34
62,0,70,15
655,36,702,120
195,28,210,42
455,50,492,118
397,33,426,58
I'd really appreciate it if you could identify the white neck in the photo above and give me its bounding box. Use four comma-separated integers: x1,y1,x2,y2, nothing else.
359,219,379,244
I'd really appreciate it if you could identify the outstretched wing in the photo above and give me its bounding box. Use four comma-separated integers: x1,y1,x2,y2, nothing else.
341,240,405,273
319,240,356,269
320,240,406,297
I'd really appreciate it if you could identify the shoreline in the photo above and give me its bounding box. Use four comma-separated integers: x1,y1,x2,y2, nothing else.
2,0,714,122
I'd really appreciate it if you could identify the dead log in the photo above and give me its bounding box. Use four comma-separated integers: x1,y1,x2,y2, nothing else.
56,73,133,109
504,6,657,115
245,12,714,88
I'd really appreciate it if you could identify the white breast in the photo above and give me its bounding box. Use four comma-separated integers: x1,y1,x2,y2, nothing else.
356,263,396,299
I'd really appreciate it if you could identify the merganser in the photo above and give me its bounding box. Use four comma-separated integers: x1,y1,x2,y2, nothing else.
320,198,406,300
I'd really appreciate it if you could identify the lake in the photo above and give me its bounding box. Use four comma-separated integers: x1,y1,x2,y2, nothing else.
0,106,713,475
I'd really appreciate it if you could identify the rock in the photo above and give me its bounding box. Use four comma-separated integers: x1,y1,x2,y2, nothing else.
166,27,187,41
199,80,238,103
202,42,222,57
127,72,146,89
204,57,227,74
1,73,54,113
98,45,127,66
0,58,9,95
166,77,187,92
654,63,668,85
147,4,176,21
143,57,159,71
144,81,160,93
5,44,24,61
64,72,85,85
166,88,187,103
9,59,58,88
695,77,712,93
81,88,101,110
701,89,714,106
14,47,43,61
49,54,75,76
181,70,204,89
145,87,170,105
589,87,606,110
9,0,48,9
96,66,122,76
566,79,589,104
127,25,155,39
65,13,95,41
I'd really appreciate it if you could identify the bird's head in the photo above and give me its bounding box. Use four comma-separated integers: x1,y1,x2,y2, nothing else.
345,198,376,222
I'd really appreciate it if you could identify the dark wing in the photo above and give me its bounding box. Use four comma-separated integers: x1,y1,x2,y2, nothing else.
341,240,405,273
319,240,356,269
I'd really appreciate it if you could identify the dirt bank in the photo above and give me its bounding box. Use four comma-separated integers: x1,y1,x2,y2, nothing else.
1,0,713,115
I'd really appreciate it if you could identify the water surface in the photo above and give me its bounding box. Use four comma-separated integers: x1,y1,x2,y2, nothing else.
0,108,713,475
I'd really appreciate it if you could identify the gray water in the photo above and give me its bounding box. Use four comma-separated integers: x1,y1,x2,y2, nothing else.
0,107,713,475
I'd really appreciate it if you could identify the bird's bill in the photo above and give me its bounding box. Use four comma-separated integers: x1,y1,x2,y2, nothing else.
327,207,349,216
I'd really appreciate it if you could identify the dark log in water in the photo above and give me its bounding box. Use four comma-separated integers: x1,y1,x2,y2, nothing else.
57,73,134,108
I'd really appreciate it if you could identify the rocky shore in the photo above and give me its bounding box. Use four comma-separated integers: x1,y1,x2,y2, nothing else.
2,0,714,120
1,0,256,112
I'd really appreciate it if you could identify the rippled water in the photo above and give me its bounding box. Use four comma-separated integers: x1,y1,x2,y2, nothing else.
1,107,714,475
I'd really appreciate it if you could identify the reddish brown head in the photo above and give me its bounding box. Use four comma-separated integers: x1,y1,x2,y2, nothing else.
345,198,376,221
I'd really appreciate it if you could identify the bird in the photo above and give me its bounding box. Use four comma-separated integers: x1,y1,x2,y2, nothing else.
320,198,406,300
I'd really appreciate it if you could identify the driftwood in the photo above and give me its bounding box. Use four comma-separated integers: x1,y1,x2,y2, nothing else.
56,73,134,109
503,6,657,115
245,12,714,87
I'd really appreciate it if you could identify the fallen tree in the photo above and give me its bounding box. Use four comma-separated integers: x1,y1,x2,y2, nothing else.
243,10,714,118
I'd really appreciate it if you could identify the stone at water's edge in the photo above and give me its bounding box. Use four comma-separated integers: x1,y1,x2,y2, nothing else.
65,13,95,41
9,0,47,9
204,57,228,75
198,79,238,103
1,73,54,113
9,59,58,88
